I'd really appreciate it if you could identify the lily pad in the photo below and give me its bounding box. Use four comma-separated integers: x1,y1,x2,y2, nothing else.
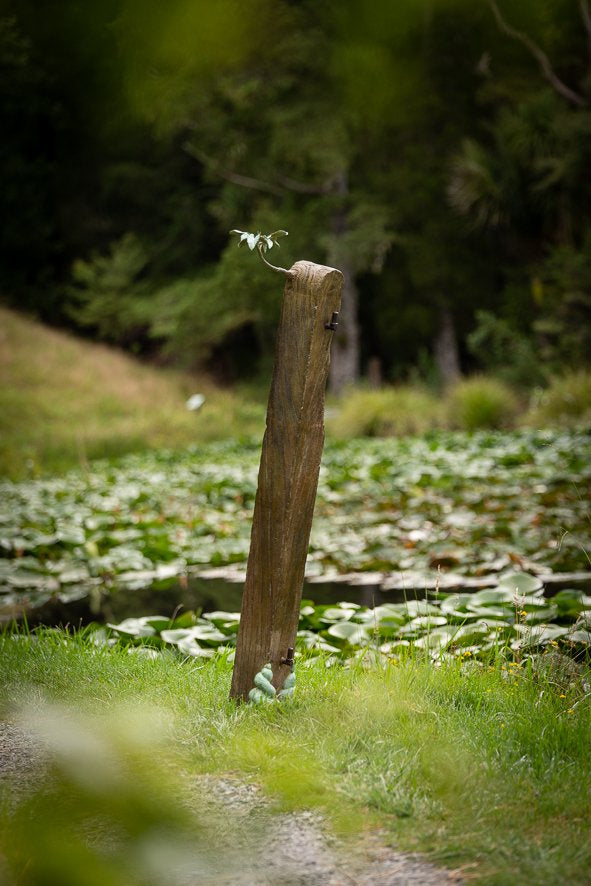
326,622,371,645
496,572,544,595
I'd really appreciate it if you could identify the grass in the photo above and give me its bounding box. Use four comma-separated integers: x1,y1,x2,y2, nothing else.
447,375,521,431
0,306,265,478
1,630,590,885
525,370,591,427
326,378,524,439
3,306,591,479
326,385,444,438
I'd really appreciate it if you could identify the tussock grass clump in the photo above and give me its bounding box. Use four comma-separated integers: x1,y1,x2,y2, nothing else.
525,370,591,427
447,375,520,431
327,385,443,438
326,377,523,438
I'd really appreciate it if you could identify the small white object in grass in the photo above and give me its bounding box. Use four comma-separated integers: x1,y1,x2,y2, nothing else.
186,394,205,411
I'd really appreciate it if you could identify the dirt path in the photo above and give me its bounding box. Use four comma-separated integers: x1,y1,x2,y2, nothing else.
1,722,463,885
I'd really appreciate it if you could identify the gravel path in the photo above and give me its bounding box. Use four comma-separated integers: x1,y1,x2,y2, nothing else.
195,777,462,886
1,722,463,885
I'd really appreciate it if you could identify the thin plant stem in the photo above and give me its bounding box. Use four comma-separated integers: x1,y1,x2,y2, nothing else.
257,244,292,276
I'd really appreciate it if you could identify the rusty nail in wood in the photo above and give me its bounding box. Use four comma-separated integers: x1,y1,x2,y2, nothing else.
324,311,339,331
281,647,295,667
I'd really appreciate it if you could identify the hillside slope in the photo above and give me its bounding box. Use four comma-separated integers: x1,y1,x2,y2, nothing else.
0,307,264,478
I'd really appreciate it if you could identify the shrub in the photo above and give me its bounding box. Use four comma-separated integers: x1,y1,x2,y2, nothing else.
327,385,443,438
448,376,520,431
525,370,591,427
467,309,543,388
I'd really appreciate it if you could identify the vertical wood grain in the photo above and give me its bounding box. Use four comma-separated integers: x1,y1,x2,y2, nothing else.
230,260,343,701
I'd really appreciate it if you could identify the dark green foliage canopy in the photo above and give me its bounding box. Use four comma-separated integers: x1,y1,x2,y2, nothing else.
1,0,590,382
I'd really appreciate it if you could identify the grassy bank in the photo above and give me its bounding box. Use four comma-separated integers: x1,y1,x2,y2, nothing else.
3,306,591,480
1,631,590,884
0,307,265,478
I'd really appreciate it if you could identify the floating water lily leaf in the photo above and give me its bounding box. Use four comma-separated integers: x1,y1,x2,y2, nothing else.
176,636,214,657
318,607,355,624
189,624,227,644
568,630,591,645
449,621,495,646
403,601,442,617
7,573,59,591
296,630,340,652
439,594,473,614
574,612,591,630
520,595,554,610
202,611,241,628
160,628,193,644
107,617,158,638
127,646,160,659
326,621,371,645
414,626,457,649
515,624,570,647
57,585,91,604
553,589,587,617
381,640,411,654
409,615,448,629
466,603,513,618
468,588,516,606
497,572,544,595
523,605,558,624
374,604,408,621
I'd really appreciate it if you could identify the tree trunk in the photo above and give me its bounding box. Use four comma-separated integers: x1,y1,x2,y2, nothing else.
434,306,461,386
230,260,343,702
327,171,360,395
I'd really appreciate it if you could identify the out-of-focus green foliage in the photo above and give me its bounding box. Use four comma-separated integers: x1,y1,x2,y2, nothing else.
467,311,542,388
1,0,590,383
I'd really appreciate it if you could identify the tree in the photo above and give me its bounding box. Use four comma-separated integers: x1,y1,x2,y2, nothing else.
447,0,591,373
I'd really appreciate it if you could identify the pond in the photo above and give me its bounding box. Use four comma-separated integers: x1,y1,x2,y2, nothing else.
1,429,590,657
8,565,591,630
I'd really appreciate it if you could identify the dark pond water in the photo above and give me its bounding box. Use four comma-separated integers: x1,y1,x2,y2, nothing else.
17,568,591,629
22,576,389,628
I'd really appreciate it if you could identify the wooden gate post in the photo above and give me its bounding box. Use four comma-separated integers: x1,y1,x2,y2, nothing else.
230,260,343,701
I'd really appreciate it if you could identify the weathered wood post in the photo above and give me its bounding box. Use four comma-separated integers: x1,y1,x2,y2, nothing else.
230,260,343,701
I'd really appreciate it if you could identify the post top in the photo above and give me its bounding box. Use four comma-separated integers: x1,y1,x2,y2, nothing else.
288,260,344,288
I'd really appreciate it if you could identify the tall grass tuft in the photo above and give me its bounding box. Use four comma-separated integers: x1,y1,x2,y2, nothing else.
447,375,520,431
525,369,591,427
327,385,443,439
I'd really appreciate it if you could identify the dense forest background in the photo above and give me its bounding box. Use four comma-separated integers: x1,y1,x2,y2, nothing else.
2,0,591,392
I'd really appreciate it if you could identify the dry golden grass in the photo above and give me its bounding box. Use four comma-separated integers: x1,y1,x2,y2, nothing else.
0,307,264,477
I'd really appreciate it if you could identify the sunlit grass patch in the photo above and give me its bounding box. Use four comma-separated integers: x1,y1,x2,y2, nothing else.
1,630,589,884
0,306,265,478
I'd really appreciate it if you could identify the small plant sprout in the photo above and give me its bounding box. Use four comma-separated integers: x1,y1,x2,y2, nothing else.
229,228,291,275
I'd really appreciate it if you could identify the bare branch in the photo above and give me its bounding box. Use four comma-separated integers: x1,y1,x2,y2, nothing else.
183,142,284,195
273,173,333,195
184,142,334,197
487,0,586,107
